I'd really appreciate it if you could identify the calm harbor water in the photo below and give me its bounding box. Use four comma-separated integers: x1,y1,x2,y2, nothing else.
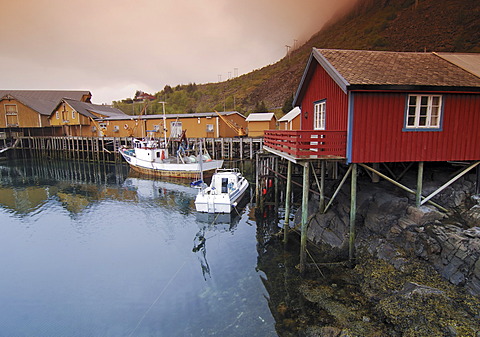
0,158,281,337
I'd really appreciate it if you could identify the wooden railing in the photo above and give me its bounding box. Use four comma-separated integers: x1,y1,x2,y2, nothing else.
263,130,347,160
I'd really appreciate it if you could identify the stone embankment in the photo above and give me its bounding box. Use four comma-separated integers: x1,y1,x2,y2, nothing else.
294,171,480,335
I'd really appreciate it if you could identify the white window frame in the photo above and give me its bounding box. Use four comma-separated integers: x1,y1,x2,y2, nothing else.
72,110,76,120
170,121,182,138
405,94,443,130
313,100,326,130
206,124,214,132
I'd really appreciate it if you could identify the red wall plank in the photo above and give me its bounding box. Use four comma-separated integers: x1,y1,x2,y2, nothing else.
351,93,480,163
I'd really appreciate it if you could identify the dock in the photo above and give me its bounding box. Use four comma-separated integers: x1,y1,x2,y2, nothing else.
4,136,264,162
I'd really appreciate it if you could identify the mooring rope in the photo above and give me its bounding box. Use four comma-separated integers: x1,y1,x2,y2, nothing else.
128,259,188,336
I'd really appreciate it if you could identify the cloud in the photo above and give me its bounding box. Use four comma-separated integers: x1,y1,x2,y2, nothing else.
0,0,356,104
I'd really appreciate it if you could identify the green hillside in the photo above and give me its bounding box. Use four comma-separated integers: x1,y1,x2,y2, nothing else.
113,0,479,117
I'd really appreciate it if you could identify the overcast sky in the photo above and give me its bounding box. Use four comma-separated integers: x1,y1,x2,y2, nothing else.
1,0,355,104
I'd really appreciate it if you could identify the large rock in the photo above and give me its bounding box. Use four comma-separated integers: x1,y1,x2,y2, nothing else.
299,172,480,295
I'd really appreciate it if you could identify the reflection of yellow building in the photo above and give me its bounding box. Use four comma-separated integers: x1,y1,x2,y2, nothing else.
0,187,49,214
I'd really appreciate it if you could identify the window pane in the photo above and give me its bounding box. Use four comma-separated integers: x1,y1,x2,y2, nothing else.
432,96,440,105
409,96,417,105
420,107,427,116
421,96,428,105
419,117,427,126
407,116,415,126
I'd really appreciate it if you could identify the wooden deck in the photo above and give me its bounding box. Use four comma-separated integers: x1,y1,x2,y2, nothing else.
263,130,347,163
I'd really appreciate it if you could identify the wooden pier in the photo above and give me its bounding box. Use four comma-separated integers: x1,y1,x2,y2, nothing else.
5,136,264,162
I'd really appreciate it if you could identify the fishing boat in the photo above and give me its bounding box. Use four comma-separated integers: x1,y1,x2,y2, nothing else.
194,168,249,213
119,137,223,179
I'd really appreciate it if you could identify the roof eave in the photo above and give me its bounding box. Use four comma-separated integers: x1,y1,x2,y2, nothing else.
293,48,350,107
348,84,480,93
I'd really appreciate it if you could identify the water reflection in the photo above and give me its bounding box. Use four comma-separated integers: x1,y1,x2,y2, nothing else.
0,158,278,337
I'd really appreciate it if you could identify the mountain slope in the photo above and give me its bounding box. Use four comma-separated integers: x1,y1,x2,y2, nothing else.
114,0,479,116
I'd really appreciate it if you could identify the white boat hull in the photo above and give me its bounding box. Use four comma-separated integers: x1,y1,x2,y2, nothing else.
120,148,223,179
195,173,249,213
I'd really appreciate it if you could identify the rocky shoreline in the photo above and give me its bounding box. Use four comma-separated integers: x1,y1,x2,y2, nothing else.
291,166,480,336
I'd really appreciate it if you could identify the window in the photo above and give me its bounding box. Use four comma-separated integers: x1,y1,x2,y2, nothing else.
314,100,326,130
405,94,442,129
72,110,76,120
5,105,18,126
113,125,119,132
56,111,60,119
170,121,182,137
206,124,214,132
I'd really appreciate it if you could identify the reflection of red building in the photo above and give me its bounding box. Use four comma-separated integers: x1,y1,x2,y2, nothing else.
265,49,480,164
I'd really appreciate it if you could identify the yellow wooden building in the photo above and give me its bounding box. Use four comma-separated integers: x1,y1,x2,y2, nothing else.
278,107,301,130
0,90,92,137
245,112,277,137
49,98,128,136
102,111,247,139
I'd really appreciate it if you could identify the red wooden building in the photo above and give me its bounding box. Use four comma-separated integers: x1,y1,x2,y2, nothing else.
263,49,480,268
265,49,480,164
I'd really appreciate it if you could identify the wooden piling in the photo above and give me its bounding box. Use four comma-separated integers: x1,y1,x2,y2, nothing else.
299,161,310,275
349,163,357,265
284,160,292,244
416,161,424,207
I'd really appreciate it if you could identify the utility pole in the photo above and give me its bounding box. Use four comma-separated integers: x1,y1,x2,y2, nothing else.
285,45,291,62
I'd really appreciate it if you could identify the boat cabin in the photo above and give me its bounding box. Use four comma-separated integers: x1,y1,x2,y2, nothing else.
209,169,244,194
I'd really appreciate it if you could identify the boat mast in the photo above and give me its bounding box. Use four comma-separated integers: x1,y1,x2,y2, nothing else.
199,140,204,185
159,101,168,146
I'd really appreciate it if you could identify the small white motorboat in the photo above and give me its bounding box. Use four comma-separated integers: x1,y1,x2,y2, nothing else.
194,168,249,213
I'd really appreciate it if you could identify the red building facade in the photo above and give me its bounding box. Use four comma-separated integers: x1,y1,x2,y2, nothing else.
266,49,480,164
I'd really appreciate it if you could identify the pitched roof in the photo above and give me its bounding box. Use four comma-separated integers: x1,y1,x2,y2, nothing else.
62,98,127,119
245,112,275,122
0,90,92,115
278,107,301,122
435,52,480,78
319,49,480,89
294,49,480,105
103,111,246,121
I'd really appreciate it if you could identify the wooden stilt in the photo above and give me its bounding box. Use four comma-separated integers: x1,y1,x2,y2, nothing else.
372,163,380,183
299,161,310,275
421,161,480,206
416,161,424,207
255,153,260,207
349,163,357,266
320,161,326,212
284,160,292,244
476,164,480,195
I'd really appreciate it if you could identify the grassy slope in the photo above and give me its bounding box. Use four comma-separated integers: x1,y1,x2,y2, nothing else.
114,0,479,116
